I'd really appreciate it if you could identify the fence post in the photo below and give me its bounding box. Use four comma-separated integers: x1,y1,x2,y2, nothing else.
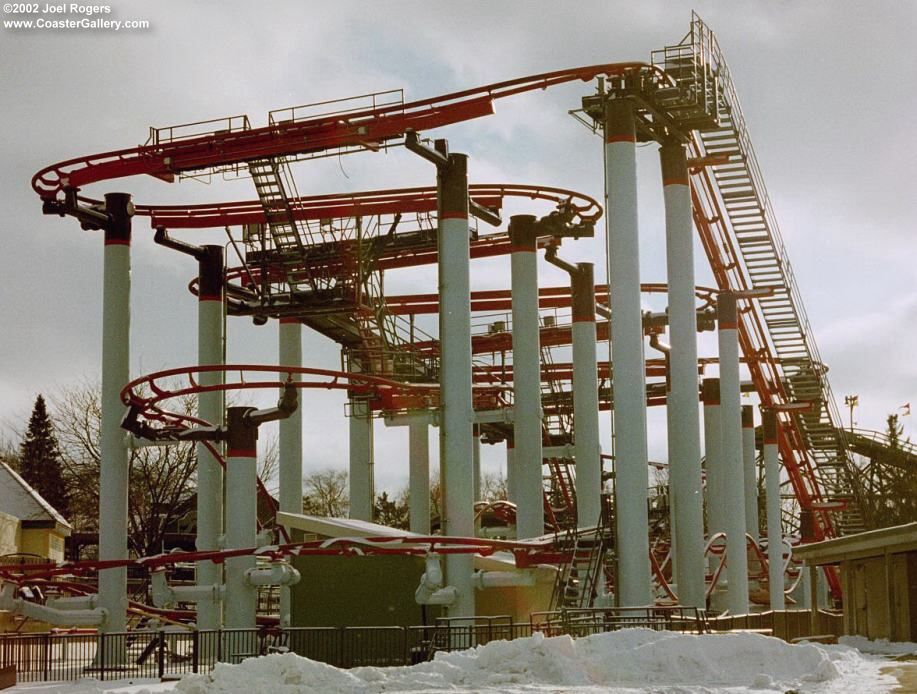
338,627,345,668
43,633,51,682
99,633,106,682
216,629,222,663
157,631,165,679
192,630,199,673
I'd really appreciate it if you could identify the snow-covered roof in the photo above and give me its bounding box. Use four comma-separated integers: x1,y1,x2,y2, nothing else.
0,462,71,532
276,511,555,574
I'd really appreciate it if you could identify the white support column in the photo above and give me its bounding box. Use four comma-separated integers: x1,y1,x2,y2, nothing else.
703,377,725,603
99,193,132,636
605,99,651,606
717,292,749,615
472,425,482,503
196,246,224,630
438,152,475,617
763,410,785,610
348,360,374,521
279,319,303,514
571,263,601,528
224,408,258,629
409,421,431,534
510,215,544,540
742,405,759,542
505,440,516,503
278,318,302,627
660,141,706,609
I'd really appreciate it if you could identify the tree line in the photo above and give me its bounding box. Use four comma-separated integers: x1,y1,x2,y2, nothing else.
2,386,509,561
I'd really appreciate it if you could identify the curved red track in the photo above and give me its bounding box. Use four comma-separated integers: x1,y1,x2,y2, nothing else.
33,63,658,199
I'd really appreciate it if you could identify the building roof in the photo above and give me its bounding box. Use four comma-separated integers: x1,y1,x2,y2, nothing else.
793,522,917,565
0,462,71,533
276,512,557,574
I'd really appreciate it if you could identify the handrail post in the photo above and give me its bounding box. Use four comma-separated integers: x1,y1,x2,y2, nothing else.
157,630,166,679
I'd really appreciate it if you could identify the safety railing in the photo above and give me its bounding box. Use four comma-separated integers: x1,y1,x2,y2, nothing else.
0,608,717,683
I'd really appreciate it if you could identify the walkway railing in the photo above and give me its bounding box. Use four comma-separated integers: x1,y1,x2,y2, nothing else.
0,608,708,683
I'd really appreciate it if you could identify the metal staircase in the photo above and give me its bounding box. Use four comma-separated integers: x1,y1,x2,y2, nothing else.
652,13,866,541
550,495,615,610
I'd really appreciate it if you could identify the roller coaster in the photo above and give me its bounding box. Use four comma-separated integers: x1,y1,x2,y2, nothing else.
3,13,903,633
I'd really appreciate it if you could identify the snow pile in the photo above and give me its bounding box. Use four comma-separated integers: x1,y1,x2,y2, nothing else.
839,634,917,656
172,628,857,693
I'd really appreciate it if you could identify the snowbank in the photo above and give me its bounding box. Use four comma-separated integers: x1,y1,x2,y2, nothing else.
839,634,917,656
170,628,878,693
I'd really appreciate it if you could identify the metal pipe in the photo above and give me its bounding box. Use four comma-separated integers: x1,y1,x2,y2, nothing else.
224,407,258,629
510,215,544,540
151,570,222,607
438,151,475,617
717,292,749,614
415,554,458,605
763,409,785,609
0,585,105,627
660,140,706,609
409,421,431,534
99,192,132,636
196,244,224,630
604,99,651,605
742,405,759,542
245,563,301,587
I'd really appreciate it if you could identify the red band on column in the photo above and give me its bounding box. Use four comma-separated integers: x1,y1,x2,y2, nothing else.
226,448,257,459
662,177,690,187
440,211,468,220
742,405,754,429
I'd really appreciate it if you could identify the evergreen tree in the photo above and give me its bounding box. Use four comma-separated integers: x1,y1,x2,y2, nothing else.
19,395,69,518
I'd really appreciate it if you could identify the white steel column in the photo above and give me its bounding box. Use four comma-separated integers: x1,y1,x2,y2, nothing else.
717,292,749,614
224,408,258,629
660,141,705,609
763,410,785,609
196,245,224,630
571,263,601,528
279,319,303,514
510,215,544,540
99,193,132,635
505,440,516,503
472,425,482,503
742,405,759,542
438,152,475,617
278,317,302,626
703,378,724,565
409,421,431,534
348,362,374,521
605,99,651,605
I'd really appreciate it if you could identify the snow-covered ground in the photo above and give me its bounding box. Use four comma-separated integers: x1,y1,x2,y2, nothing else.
7,629,902,693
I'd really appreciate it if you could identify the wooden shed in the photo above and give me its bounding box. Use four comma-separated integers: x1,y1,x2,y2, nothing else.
794,523,917,641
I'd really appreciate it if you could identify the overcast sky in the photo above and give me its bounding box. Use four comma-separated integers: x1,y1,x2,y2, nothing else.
1,0,915,493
